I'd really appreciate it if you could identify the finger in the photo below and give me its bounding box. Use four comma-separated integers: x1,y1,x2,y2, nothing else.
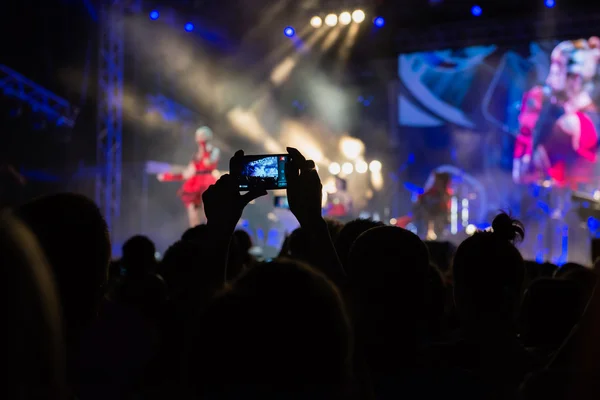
286,147,306,165
304,160,316,171
217,174,239,194
202,184,216,202
215,173,231,185
241,189,268,206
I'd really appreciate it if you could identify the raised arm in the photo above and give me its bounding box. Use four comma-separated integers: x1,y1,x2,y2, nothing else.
286,147,346,285
158,162,196,181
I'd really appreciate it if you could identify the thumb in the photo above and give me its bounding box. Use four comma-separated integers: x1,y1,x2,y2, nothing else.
241,189,267,207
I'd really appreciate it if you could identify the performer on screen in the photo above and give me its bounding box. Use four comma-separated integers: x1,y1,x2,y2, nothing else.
513,37,600,188
157,126,220,227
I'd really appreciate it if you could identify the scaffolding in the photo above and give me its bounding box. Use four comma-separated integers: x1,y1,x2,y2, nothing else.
0,64,79,127
96,0,140,235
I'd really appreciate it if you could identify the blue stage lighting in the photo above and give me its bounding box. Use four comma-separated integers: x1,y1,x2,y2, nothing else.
185,23,194,32
471,5,482,16
545,0,555,8
374,17,385,27
149,10,159,20
284,26,295,37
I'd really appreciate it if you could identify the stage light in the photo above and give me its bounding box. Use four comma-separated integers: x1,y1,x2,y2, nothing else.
369,160,382,173
471,5,482,16
184,22,194,32
342,162,354,175
545,0,555,8
588,217,599,231
355,160,368,174
465,224,477,236
339,12,352,25
374,16,385,27
284,26,295,37
310,16,323,28
325,13,338,26
329,162,341,175
339,136,365,160
149,10,159,20
352,10,366,23
390,218,398,225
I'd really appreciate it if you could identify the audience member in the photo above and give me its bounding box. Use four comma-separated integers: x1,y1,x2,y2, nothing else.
186,260,351,399
15,193,110,354
1,212,66,399
8,146,600,400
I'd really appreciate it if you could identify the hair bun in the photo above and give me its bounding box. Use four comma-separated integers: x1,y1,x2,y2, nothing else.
491,212,525,243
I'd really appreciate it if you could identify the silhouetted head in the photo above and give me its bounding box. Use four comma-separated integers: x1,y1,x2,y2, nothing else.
159,238,222,309
188,259,351,397
557,264,597,300
233,229,253,254
122,235,156,277
289,219,344,263
15,193,110,339
452,213,525,325
1,212,66,399
334,218,384,269
181,224,210,243
520,278,587,349
346,226,431,372
347,225,430,324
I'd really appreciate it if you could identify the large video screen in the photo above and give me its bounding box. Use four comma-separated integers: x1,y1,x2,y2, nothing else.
398,38,600,262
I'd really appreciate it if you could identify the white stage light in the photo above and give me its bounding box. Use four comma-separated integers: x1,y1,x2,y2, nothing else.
339,12,352,25
310,16,323,28
328,162,341,175
325,13,338,26
339,136,364,160
369,160,382,173
465,224,477,235
352,10,366,23
355,160,368,174
342,162,354,175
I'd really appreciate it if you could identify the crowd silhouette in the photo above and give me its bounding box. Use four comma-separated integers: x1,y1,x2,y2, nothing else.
3,147,600,399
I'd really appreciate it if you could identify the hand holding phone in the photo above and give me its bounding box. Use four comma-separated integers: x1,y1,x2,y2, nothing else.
285,147,323,228
230,154,291,191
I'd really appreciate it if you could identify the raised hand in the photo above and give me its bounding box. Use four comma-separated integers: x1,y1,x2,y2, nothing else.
285,147,323,228
202,151,267,233
285,147,345,282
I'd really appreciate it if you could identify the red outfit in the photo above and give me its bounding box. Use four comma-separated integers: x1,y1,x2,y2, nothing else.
515,86,599,187
514,86,543,160
544,110,599,187
162,142,217,207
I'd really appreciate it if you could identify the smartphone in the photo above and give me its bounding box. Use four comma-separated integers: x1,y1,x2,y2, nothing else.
274,196,289,209
230,154,290,191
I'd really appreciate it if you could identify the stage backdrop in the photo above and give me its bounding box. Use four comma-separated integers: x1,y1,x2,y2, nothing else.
397,38,600,263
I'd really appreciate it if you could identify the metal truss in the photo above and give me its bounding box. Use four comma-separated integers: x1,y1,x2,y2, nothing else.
96,0,140,235
0,64,79,127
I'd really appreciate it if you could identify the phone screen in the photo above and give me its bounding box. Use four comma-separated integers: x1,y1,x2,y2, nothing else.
230,154,289,191
274,196,290,209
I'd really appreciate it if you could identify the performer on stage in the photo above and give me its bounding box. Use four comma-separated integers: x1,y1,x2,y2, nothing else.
158,126,220,227
324,177,353,222
415,172,452,240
